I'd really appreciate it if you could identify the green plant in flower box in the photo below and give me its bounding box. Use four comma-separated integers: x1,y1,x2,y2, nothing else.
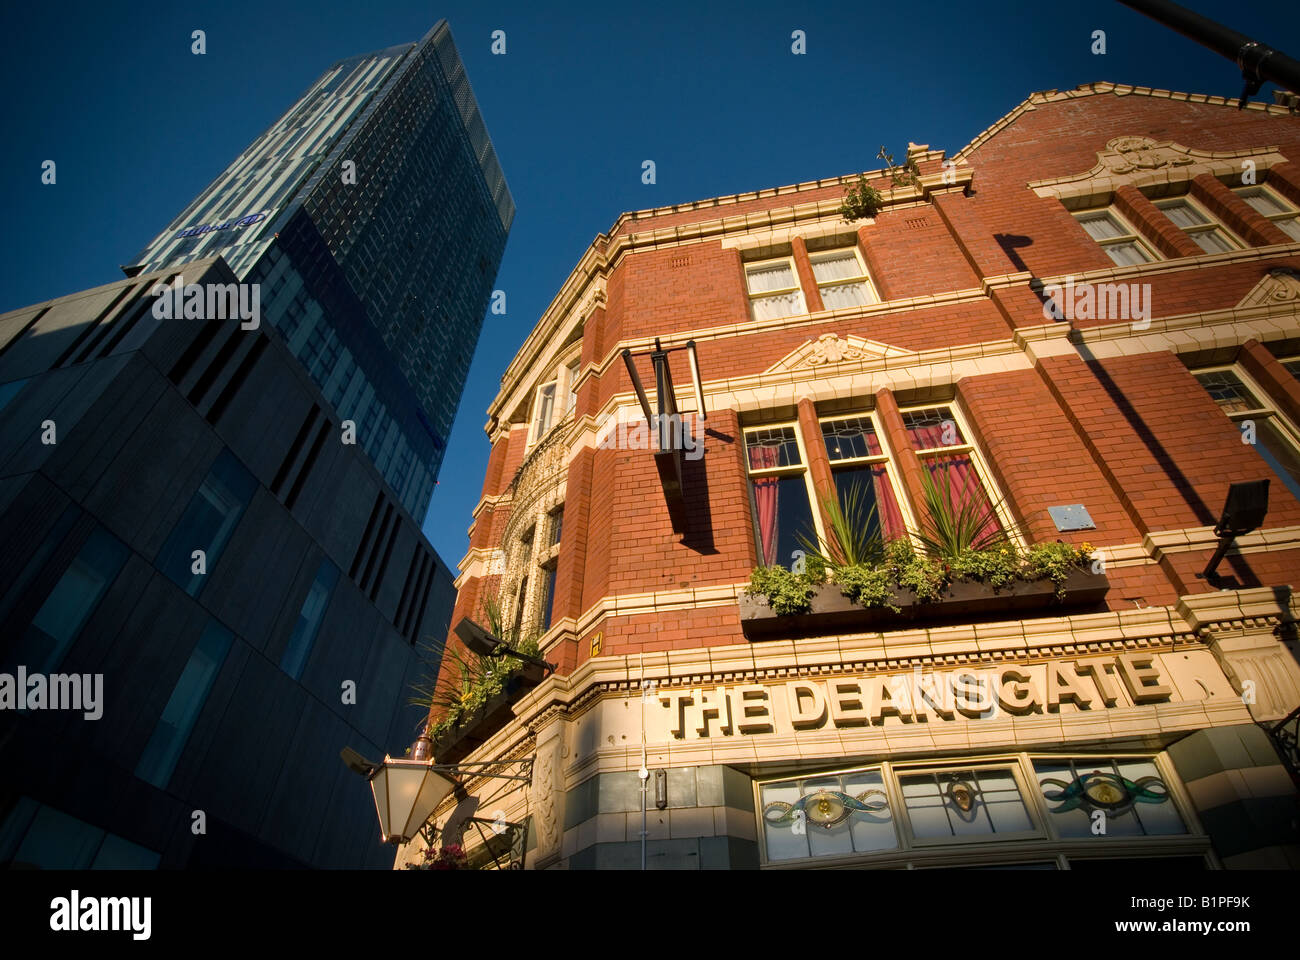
1022,541,1095,599
409,592,542,743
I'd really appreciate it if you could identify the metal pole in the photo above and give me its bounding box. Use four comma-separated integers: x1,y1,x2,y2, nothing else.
1199,535,1233,579
622,348,655,424
1118,0,1300,100
639,653,649,870
686,340,706,421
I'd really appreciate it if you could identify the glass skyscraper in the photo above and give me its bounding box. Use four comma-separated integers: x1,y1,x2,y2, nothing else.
127,20,513,517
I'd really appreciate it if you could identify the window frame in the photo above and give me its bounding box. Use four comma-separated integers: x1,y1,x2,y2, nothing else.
817,411,916,535
743,255,807,322
528,347,583,448
548,507,564,547
1192,362,1300,501
896,401,1025,551
808,246,879,309
742,419,825,566
1072,206,1160,265
539,561,558,632
753,750,1208,870
1153,194,1244,253
529,381,558,447
1232,183,1300,241
1277,353,1300,381
893,758,1044,849
563,357,581,413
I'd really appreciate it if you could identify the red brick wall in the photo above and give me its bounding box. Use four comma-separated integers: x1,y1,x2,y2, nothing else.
435,89,1300,686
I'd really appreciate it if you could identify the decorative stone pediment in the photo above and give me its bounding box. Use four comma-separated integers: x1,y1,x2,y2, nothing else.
766,332,912,373
1097,136,1196,174
1029,136,1286,204
1237,269,1300,309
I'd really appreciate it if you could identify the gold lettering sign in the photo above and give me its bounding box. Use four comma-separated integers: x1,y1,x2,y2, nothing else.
656,655,1182,741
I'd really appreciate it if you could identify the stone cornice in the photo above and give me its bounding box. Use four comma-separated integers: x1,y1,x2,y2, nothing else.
499,588,1294,737
428,584,1289,790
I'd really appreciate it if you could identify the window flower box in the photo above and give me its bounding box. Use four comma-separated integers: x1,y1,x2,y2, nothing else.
431,664,546,764
739,569,1109,640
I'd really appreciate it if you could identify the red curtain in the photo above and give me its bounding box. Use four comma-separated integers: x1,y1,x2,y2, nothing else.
907,421,951,449
871,464,907,540
925,454,1000,541
846,424,905,541
750,445,780,565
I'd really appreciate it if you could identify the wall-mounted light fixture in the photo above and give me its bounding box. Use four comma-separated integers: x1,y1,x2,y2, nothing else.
1200,479,1269,580
342,738,536,846
654,768,668,810
453,617,556,675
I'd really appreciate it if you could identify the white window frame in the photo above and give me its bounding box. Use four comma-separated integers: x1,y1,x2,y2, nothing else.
563,357,581,413
817,411,916,534
1192,363,1300,501
529,381,557,446
743,255,807,321
1232,183,1300,241
743,420,825,563
808,246,879,309
896,401,1025,551
1073,206,1160,265
1154,194,1243,253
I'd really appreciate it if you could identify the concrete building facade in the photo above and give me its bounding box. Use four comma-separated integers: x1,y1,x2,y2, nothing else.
0,259,456,868
411,82,1300,871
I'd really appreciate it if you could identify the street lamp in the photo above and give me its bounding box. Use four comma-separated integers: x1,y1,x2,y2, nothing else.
368,750,458,846
343,738,537,846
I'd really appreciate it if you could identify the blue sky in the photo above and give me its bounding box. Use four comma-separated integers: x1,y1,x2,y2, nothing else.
2,0,1297,568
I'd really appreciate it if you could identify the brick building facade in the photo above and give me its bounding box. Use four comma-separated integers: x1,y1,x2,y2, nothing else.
411,82,1300,870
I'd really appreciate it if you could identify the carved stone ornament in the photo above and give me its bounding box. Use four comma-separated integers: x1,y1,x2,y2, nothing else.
1099,136,1196,174
765,332,911,374
1028,136,1285,202
806,333,863,365
1237,269,1300,308
529,734,564,861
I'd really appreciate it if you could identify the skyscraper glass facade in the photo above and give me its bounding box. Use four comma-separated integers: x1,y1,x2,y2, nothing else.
128,21,513,517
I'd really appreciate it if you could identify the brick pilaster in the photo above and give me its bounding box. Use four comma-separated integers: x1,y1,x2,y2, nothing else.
1190,173,1292,247
1114,185,1203,259
874,388,926,530
1239,339,1300,426
796,397,833,533
790,237,824,314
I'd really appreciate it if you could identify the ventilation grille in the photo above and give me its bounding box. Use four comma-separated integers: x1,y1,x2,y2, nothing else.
395,546,435,642
350,492,398,601
271,403,330,509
